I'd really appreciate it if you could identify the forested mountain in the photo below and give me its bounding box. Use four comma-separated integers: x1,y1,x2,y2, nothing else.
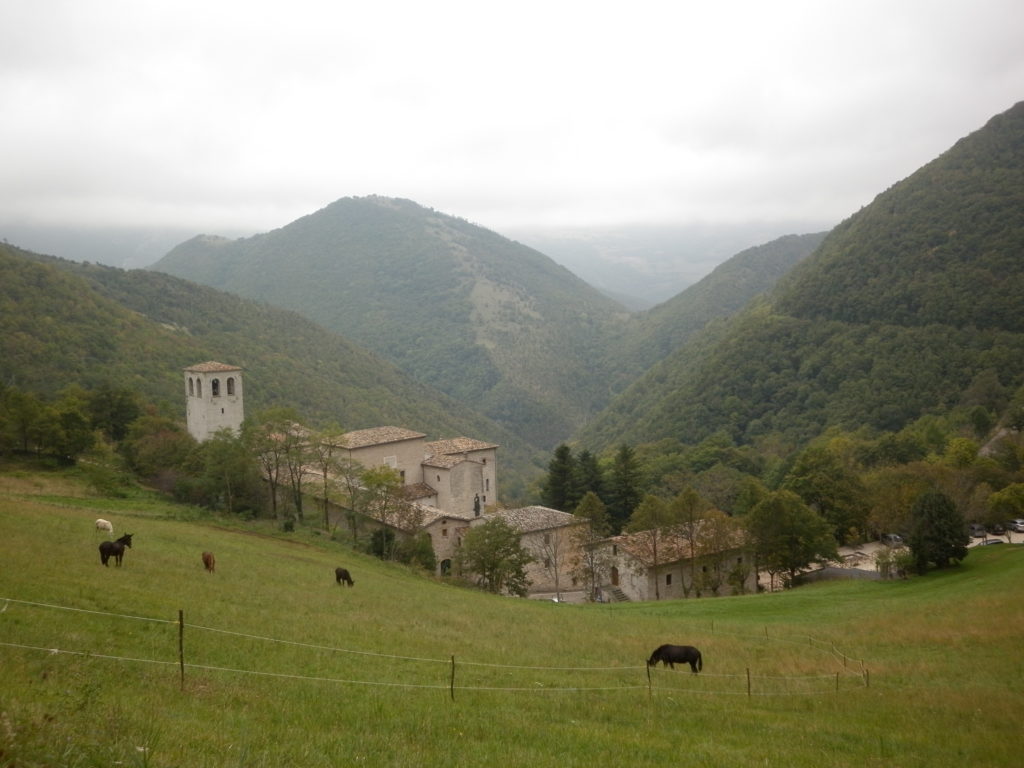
581,101,1024,451
606,232,826,382
0,244,541,496
151,197,631,448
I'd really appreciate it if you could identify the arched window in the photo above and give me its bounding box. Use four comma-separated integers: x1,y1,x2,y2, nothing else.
226,377,235,395
196,379,202,397
211,378,220,397
188,378,194,396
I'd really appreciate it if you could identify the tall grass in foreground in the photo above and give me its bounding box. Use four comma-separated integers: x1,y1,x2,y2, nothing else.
1,463,1022,767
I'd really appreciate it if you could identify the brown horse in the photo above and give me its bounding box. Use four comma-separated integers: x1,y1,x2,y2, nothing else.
202,551,216,573
335,567,354,586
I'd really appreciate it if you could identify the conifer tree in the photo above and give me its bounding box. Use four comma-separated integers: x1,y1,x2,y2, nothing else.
607,444,643,533
907,488,968,574
540,443,578,511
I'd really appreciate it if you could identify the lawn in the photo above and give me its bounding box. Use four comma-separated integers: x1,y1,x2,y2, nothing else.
1,461,1021,767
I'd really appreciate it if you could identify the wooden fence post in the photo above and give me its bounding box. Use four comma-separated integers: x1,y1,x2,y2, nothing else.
178,609,185,691
746,667,751,698
450,655,455,701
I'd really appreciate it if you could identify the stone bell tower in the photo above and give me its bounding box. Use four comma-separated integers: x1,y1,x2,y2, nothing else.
184,361,244,442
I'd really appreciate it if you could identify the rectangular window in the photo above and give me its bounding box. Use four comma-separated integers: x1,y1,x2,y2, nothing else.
665,573,672,586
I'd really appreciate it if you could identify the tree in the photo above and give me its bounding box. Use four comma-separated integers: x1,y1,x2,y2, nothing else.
455,517,534,596
907,488,969,574
669,487,710,597
1,387,44,453
86,384,141,442
626,494,679,600
782,444,868,544
745,490,837,589
528,524,574,601
51,392,96,460
244,408,300,520
570,491,613,601
198,428,262,514
574,449,604,502
540,444,579,510
122,412,195,487
309,424,347,530
988,482,1024,522
607,444,643,533
335,455,370,541
360,465,407,560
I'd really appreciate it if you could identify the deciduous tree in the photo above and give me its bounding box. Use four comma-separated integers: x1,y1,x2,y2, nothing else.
455,517,533,596
571,492,613,601
745,490,837,588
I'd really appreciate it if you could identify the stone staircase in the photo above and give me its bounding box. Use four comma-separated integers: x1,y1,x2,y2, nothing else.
607,586,630,602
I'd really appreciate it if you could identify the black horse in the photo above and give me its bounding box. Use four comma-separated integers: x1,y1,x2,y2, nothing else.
335,567,354,587
647,644,702,673
99,533,133,567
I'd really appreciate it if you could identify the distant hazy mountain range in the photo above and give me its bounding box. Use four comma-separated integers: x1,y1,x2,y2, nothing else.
507,221,832,310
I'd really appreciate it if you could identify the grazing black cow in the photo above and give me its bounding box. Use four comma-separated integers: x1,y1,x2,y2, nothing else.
647,644,702,673
335,567,354,587
99,533,133,567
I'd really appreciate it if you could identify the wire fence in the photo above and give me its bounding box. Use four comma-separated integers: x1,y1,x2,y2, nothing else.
0,596,870,698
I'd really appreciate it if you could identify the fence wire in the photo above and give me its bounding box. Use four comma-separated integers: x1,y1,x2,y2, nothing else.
0,596,869,697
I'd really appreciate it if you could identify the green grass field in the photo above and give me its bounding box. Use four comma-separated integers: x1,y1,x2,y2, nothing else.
1,461,1022,767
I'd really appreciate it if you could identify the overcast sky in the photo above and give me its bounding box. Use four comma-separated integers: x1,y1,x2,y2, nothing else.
2,0,1022,237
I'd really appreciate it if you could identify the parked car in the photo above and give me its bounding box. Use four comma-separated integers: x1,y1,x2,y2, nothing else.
880,533,904,547
1009,519,1024,533
968,523,987,538
988,522,1006,536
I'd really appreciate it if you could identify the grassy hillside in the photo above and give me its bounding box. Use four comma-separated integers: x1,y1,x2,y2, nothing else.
0,243,542,498
151,196,631,448
1,462,1021,767
582,102,1024,450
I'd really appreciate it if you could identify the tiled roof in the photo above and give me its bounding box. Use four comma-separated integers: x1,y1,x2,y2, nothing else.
184,361,242,372
485,506,581,533
336,426,426,449
426,437,499,455
609,526,749,566
401,483,437,501
422,453,464,469
418,505,474,526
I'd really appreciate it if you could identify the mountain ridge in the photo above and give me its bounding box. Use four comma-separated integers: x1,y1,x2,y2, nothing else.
153,196,631,448
580,101,1024,451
